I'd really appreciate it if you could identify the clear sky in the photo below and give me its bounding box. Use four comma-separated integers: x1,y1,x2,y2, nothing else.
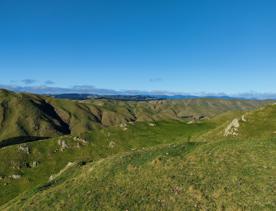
0,0,275,94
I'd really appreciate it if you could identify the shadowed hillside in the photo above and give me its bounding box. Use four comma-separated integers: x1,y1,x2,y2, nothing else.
0,89,70,144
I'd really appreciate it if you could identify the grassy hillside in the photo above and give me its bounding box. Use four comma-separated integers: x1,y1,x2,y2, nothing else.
0,121,213,205
0,89,270,146
0,89,70,146
0,89,275,210
202,103,276,140
237,104,276,138
2,138,275,210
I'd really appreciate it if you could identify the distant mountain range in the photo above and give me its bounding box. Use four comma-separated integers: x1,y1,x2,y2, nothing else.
1,84,276,100
50,93,235,101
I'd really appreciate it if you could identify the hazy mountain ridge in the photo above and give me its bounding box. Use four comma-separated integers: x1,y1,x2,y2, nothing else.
2,84,276,100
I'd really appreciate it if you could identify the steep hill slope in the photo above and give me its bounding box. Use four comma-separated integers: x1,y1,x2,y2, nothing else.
0,89,70,146
2,138,275,210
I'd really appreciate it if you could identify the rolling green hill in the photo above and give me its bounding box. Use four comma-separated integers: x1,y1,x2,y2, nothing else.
0,89,70,146
201,103,276,140
0,89,269,146
0,121,213,205
2,138,275,210
0,89,275,210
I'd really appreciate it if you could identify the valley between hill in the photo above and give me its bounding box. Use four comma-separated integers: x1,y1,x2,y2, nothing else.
0,89,275,210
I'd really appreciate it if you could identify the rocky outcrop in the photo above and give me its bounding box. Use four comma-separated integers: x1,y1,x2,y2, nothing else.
18,144,30,154
9,174,21,180
241,115,247,122
109,141,116,149
224,114,248,137
58,140,69,152
224,119,240,136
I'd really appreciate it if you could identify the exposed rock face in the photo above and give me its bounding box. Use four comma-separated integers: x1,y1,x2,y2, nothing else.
31,161,39,168
224,118,240,136
73,136,87,145
10,174,21,180
181,115,206,121
18,144,30,154
241,115,247,122
119,123,128,131
73,136,88,148
109,141,116,149
119,123,127,128
58,140,69,151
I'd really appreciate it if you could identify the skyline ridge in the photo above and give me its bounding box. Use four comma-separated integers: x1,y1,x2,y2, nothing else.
1,84,276,100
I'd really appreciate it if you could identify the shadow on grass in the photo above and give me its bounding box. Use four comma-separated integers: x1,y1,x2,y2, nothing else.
0,136,50,148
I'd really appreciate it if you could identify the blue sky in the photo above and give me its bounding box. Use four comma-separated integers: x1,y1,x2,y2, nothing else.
0,0,276,94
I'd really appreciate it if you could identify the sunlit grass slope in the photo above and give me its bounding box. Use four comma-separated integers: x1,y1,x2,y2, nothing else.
0,121,212,205
3,138,275,210
202,103,276,140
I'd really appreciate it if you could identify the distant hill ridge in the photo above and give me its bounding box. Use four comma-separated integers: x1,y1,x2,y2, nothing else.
50,93,236,101
0,89,271,146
